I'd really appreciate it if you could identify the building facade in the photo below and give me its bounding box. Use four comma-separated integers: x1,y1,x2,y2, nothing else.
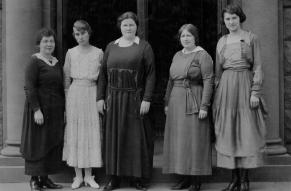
0,0,291,182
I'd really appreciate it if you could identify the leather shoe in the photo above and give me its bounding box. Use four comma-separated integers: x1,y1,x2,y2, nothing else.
171,178,191,190
130,179,147,191
30,177,43,191
188,182,201,191
103,180,120,191
40,176,63,189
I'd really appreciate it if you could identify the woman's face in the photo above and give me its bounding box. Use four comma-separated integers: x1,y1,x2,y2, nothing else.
224,12,241,32
120,18,137,39
73,28,90,46
39,36,55,56
180,29,195,49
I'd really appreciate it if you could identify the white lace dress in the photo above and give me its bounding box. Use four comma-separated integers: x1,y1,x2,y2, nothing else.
62,46,103,168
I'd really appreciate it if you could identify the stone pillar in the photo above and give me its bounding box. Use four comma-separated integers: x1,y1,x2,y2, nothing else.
137,0,148,40
242,0,287,155
1,0,42,156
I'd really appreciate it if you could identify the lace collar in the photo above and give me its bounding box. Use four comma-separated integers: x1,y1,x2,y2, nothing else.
114,36,140,45
33,53,58,66
182,46,204,54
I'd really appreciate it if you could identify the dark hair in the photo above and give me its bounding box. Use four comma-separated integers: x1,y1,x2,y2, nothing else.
73,20,92,36
35,28,56,45
117,11,139,29
178,24,199,46
222,4,246,23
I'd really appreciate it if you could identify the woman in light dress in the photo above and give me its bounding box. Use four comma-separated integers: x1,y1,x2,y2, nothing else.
213,4,266,191
62,20,103,189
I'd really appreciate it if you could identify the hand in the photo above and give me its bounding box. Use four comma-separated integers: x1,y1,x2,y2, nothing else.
97,100,106,115
250,95,260,108
198,109,208,119
164,106,168,115
140,101,151,115
34,109,44,125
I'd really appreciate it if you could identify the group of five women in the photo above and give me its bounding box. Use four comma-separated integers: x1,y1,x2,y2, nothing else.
20,3,266,191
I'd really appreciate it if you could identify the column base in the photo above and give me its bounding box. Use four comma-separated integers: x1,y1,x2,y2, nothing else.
266,138,287,155
1,145,21,157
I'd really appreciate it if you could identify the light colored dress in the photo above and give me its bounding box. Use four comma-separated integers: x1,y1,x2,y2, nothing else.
213,31,267,169
62,46,103,168
163,47,213,175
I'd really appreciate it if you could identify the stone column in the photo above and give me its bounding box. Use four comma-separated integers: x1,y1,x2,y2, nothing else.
1,0,42,156
242,0,287,155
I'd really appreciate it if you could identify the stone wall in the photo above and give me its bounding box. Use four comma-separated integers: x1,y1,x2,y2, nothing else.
0,1,3,149
284,5,291,152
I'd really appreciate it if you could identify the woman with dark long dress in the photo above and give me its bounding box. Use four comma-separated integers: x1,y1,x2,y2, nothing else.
20,28,65,191
97,11,155,191
163,24,214,191
213,4,266,191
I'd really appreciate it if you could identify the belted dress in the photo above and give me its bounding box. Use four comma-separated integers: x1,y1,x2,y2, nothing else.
162,47,214,175
97,38,155,178
213,31,267,169
20,54,65,175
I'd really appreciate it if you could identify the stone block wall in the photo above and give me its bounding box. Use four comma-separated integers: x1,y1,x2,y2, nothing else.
284,7,291,152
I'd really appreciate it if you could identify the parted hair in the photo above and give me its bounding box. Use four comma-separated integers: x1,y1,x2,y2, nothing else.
35,28,56,45
222,4,246,23
178,24,199,46
73,20,92,36
117,11,139,29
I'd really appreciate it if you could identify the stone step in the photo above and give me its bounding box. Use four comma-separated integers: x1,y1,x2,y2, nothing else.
1,155,291,183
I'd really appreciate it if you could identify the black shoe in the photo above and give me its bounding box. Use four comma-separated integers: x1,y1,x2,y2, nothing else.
188,182,202,191
30,177,43,191
39,176,63,189
240,180,249,191
103,180,120,191
221,181,240,191
171,178,191,190
130,179,147,191
239,169,249,191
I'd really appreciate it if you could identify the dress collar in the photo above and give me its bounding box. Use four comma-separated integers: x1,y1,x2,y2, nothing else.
114,36,140,45
182,46,204,54
34,53,58,66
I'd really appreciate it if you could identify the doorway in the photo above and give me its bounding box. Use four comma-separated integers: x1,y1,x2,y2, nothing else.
61,0,218,137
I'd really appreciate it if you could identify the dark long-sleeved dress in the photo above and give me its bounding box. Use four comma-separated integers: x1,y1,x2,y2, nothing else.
163,47,213,175
97,38,155,179
20,54,65,175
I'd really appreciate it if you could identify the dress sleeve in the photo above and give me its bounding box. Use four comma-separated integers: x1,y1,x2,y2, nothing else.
63,50,72,93
164,76,174,107
97,43,110,101
199,52,214,111
251,34,263,98
96,49,104,79
142,42,156,102
215,37,224,89
24,56,40,112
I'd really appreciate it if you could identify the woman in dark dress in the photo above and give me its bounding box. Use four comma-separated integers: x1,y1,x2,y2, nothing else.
97,12,155,191
20,28,65,191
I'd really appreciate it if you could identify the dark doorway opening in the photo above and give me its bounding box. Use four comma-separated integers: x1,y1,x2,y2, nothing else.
62,0,218,138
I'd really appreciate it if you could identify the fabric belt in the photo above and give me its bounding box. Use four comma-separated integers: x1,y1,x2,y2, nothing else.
173,79,199,114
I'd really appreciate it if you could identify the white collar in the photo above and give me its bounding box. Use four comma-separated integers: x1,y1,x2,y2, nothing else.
114,36,140,45
182,46,204,54
34,53,58,66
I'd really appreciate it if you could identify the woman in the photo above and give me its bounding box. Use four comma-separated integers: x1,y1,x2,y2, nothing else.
163,24,214,191
97,11,155,191
62,20,103,189
213,4,266,191
20,28,64,191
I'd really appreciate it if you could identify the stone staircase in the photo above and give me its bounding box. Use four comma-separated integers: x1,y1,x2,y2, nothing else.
1,138,291,183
